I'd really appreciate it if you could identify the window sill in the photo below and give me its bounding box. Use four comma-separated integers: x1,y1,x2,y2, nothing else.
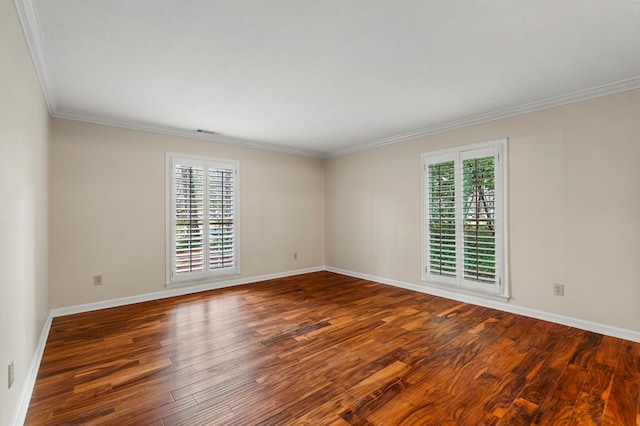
421,279,510,303
166,272,241,289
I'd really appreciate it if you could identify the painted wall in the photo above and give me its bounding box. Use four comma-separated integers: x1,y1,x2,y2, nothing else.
0,2,50,424
326,89,640,333
49,119,325,308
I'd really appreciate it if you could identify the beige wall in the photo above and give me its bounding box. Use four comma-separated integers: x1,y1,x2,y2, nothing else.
326,89,640,333
0,2,50,424
49,119,325,308
50,89,640,334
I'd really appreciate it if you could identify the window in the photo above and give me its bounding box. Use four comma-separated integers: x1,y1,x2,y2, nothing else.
422,139,508,298
166,153,239,286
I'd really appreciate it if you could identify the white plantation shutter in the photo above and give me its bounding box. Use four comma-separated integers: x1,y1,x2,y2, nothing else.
427,159,457,282
167,154,239,285
208,168,235,270
423,140,507,298
462,155,496,285
175,164,205,273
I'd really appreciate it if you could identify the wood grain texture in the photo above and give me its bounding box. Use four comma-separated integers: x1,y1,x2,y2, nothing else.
25,271,640,425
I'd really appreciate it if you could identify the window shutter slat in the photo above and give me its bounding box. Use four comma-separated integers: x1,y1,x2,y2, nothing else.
423,140,506,298
168,154,239,285
174,165,205,273
428,161,457,278
208,168,235,270
462,156,496,284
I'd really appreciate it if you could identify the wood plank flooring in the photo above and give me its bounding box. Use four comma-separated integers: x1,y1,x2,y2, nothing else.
25,271,640,425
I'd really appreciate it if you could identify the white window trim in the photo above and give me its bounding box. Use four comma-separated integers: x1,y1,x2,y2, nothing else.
421,138,509,300
165,152,240,287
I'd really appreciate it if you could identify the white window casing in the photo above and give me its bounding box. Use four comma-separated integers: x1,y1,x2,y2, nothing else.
166,153,240,286
422,139,509,299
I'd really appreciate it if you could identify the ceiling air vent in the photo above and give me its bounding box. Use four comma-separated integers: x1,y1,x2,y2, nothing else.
194,129,220,136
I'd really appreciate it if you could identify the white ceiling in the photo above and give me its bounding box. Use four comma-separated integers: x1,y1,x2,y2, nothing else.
16,0,640,157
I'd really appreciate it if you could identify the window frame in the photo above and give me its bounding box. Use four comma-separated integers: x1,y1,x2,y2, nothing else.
165,152,240,287
421,139,509,300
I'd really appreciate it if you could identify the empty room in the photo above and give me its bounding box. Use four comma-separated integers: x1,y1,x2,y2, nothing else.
2,1,640,425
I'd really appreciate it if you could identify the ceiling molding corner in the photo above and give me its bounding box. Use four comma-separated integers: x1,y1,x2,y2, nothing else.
13,0,57,112
325,76,640,158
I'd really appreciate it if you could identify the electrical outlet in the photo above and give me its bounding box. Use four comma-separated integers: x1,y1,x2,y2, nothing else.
293,252,298,260
93,275,103,286
8,360,14,389
553,283,564,296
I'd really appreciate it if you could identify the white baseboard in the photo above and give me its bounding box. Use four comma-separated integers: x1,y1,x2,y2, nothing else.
326,266,640,343
51,264,640,341
51,266,325,318
12,312,53,426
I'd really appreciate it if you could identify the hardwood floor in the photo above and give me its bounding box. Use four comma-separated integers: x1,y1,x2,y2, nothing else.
26,271,640,425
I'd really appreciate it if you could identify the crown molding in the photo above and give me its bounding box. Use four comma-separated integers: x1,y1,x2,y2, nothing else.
13,0,56,111
325,76,640,158
52,109,325,158
52,76,640,160
15,0,640,160
14,0,323,159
